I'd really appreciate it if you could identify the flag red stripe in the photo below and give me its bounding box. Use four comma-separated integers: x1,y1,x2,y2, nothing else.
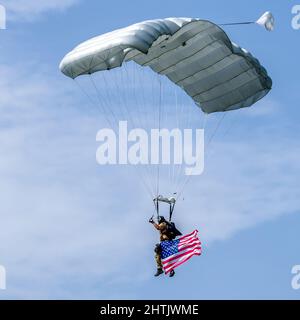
178,239,201,250
162,246,201,264
179,235,200,246
164,250,201,273
178,241,201,252
179,230,198,241
164,250,201,274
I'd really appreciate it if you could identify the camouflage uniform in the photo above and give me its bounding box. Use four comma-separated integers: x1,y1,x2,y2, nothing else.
154,221,170,269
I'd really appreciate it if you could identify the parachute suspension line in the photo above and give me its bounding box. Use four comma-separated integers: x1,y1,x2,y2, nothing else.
138,65,157,197
206,111,239,161
123,63,142,128
169,201,176,222
89,71,155,201
143,67,159,198
156,75,162,198
172,89,184,196
161,73,175,197
103,67,129,123
74,77,158,200
115,63,156,198
75,74,135,186
89,74,119,130
134,64,149,133
154,197,159,220
172,90,185,195
175,111,226,201
206,112,227,150
133,64,158,197
99,70,131,127
150,202,158,222
75,75,124,137
222,111,239,137
170,87,179,192
202,112,227,163
219,22,254,27
173,97,195,197
74,78,114,130
150,68,158,195
124,65,159,199
202,112,208,130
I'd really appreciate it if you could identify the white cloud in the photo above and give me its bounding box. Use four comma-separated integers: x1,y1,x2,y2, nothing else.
183,138,300,243
1,0,79,21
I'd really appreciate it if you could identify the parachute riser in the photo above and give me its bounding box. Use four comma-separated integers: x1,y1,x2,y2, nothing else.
153,195,176,222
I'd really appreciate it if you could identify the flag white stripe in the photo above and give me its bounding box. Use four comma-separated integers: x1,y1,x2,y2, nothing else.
179,230,198,242
162,245,201,265
164,249,201,273
178,239,201,250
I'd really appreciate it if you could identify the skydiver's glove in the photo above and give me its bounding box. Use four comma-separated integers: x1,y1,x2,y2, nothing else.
149,217,154,224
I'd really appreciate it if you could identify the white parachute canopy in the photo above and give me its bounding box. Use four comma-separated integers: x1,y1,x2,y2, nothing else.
256,11,275,31
60,17,272,114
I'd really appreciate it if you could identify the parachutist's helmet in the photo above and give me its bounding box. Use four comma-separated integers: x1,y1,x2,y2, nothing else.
158,216,166,224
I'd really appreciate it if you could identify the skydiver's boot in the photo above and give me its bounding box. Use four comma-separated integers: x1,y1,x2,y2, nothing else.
154,268,164,277
169,269,175,277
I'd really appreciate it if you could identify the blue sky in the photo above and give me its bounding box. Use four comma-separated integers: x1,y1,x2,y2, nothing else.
0,0,299,299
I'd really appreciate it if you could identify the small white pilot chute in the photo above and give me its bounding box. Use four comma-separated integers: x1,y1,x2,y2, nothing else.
256,11,275,31
220,11,275,32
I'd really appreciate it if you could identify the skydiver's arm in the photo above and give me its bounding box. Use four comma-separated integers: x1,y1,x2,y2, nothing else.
149,217,160,229
152,223,160,230
149,219,160,229
153,222,167,231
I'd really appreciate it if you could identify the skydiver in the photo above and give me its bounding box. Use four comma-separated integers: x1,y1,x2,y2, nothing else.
149,216,175,278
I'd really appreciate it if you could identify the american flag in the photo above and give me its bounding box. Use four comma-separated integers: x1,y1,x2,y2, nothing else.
161,230,201,274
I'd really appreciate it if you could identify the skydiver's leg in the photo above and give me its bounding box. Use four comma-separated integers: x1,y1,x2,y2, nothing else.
154,244,163,277
169,269,175,277
155,251,163,269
